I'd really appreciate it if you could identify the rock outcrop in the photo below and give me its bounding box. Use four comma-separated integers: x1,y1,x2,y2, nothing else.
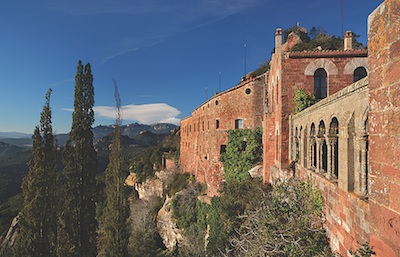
126,170,186,250
0,214,19,255
156,195,186,250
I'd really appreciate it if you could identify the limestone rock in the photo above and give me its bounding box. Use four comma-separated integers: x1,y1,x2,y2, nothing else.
0,214,19,255
248,165,263,178
156,195,186,250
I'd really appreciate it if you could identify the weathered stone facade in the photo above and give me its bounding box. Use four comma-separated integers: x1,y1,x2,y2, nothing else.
283,1,400,255
179,0,400,254
289,78,370,253
263,28,368,182
367,0,400,255
180,77,263,196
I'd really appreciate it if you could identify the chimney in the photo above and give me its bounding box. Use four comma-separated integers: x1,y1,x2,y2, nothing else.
275,28,282,54
344,30,353,50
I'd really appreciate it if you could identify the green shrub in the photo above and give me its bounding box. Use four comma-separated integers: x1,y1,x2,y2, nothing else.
294,88,317,113
220,129,262,183
227,178,331,257
349,242,376,257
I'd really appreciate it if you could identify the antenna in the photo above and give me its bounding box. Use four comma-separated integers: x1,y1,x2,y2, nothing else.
340,0,344,36
219,72,221,93
244,44,247,78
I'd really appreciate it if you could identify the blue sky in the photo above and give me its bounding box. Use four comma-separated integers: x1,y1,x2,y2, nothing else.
0,0,381,134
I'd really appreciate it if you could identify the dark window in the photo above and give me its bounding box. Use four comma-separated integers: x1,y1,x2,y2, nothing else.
235,119,243,129
220,145,226,154
216,119,220,129
314,68,327,99
245,88,251,94
354,67,367,82
215,100,219,105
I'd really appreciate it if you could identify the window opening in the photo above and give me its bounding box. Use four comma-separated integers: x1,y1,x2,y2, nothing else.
314,68,327,99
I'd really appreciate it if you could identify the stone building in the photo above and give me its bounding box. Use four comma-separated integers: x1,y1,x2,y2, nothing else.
179,0,399,254
275,0,400,255
263,28,368,183
180,76,263,196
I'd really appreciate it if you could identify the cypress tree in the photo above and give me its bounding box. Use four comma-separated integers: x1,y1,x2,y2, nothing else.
59,60,98,257
100,79,130,257
16,89,58,257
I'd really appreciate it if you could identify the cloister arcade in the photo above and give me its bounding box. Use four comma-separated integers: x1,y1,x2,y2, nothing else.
290,78,369,196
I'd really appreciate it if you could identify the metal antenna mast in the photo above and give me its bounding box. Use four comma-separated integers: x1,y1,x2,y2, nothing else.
340,0,344,36
244,44,247,78
219,72,221,93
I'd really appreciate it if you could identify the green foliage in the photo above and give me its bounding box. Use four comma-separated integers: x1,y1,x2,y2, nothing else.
283,24,311,43
0,194,22,248
99,82,130,257
14,89,59,257
165,172,191,197
100,82,131,257
349,242,376,257
294,88,317,113
227,178,331,257
59,60,98,257
128,196,166,257
171,180,201,229
251,60,270,77
284,24,365,52
132,145,178,183
220,129,262,183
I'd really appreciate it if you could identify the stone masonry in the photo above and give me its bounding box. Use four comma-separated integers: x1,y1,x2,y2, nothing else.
180,77,263,196
179,0,400,254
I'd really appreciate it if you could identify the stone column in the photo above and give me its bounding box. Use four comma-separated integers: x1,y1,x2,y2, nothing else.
309,137,316,170
315,137,324,174
356,134,368,195
295,135,300,161
325,136,338,180
325,136,332,179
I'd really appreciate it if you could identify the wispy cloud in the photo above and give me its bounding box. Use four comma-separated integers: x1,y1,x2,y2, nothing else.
93,103,181,125
41,0,262,16
41,0,264,66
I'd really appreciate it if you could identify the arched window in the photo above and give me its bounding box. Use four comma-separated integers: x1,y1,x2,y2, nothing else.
329,118,339,179
354,67,367,82
314,68,327,99
318,121,327,173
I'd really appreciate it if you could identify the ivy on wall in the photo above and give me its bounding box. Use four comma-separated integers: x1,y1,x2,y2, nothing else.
220,129,262,183
294,88,317,114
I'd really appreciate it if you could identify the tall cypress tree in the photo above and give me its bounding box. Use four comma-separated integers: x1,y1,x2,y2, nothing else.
15,89,58,257
59,60,98,257
100,79,130,257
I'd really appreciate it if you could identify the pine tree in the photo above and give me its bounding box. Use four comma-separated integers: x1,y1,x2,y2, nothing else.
100,79,130,257
59,60,98,257
15,89,58,257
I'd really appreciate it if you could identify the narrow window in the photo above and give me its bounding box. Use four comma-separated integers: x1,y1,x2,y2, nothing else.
354,67,367,82
216,119,220,129
235,119,243,129
314,68,327,99
220,145,226,154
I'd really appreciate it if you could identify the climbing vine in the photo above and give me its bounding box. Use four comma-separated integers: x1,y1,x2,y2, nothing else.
220,129,262,183
294,88,317,114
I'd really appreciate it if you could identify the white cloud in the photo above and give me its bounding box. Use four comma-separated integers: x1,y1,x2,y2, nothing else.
94,103,181,125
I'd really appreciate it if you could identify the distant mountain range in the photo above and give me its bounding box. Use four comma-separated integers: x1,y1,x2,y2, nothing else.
0,123,177,147
0,132,31,139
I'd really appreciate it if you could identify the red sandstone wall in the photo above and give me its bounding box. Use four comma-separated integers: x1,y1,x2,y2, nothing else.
368,1,400,255
180,77,263,196
296,165,370,253
263,48,368,182
165,158,176,171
